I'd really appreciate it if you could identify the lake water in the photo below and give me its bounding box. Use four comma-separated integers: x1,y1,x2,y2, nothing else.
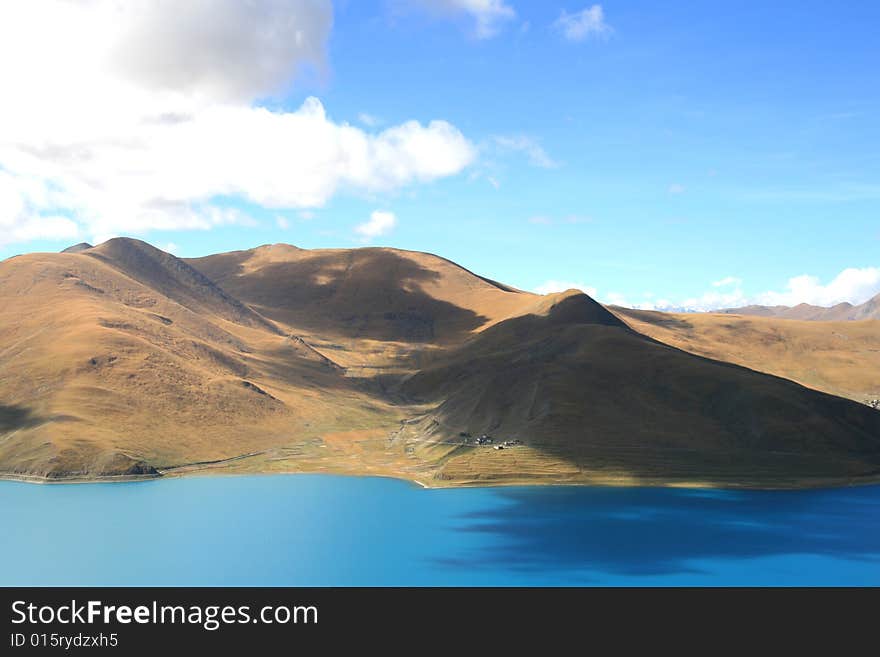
2,475,879,586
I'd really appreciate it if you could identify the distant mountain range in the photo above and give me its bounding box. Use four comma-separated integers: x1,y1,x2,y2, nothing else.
720,294,880,321
1,238,879,488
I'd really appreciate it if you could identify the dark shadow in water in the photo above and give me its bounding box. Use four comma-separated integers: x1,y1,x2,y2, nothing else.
440,486,880,578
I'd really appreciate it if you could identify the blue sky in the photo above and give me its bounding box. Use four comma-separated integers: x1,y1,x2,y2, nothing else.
1,1,878,309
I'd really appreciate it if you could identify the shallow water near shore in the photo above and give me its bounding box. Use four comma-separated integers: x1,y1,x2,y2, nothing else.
2,474,879,586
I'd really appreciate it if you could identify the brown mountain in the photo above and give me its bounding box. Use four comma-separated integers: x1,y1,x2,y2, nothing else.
613,307,880,404
721,294,880,321
60,242,93,254
0,239,387,480
852,294,880,320
186,244,534,344
403,293,880,486
1,238,879,488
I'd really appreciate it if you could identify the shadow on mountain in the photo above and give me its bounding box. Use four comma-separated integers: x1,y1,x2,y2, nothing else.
611,305,694,330
439,485,880,578
0,404,43,432
403,295,880,484
87,238,280,333
197,249,490,343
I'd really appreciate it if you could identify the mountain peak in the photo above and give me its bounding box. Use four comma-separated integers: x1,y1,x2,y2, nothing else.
721,294,880,322
85,236,279,333
60,242,93,254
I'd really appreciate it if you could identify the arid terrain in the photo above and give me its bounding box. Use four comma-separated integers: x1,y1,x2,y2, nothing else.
614,307,880,404
720,295,880,321
2,238,879,488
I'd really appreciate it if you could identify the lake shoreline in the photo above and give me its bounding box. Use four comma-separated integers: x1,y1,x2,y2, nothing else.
3,467,880,492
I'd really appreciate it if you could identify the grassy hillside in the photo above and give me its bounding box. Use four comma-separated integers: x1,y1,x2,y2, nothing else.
401,294,880,487
1,238,879,488
614,307,880,403
0,243,399,479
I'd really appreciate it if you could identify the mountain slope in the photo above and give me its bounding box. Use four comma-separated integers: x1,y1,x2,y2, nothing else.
400,293,880,486
86,238,281,333
186,244,538,344
614,306,880,404
60,242,93,254
851,294,880,320
1,239,879,488
0,241,394,479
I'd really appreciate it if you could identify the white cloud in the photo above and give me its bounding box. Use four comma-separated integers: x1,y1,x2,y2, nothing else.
408,1,517,39
603,292,630,306
554,5,611,42
668,183,686,195
276,216,290,229
161,242,180,255
0,1,476,246
0,214,80,246
358,113,382,127
712,276,742,288
754,268,880,307
534,280,598,297
676,289,749,312
0,170,80,245
494,135,559,168
0,1,331,107
534,267,880,314
108,0,333,102
622,267,880,313
355,210,397,242
599,289,747,313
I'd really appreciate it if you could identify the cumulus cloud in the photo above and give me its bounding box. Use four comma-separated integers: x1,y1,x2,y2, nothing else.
0,213,80,246
712,276,742,288
0,1,331,106
406,1,517,38
531,266,880,314
0,1,476,246
534,280,598,297
355,210,398,242
754,268,880,307
603,292,631,307
109,0,333,102
0,170,80,245
494,135,559,168
674,289,749,312
630,267,880,312
358,113,382,127
554,5,611,42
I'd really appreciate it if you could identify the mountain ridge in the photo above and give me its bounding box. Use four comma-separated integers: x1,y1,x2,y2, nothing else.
1,237,879,488
720,294,880,321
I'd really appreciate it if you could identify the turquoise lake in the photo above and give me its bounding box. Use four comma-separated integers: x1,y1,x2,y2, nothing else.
2,475,879,586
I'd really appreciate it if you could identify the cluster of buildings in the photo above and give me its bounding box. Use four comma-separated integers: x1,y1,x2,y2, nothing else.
458,432,522,449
